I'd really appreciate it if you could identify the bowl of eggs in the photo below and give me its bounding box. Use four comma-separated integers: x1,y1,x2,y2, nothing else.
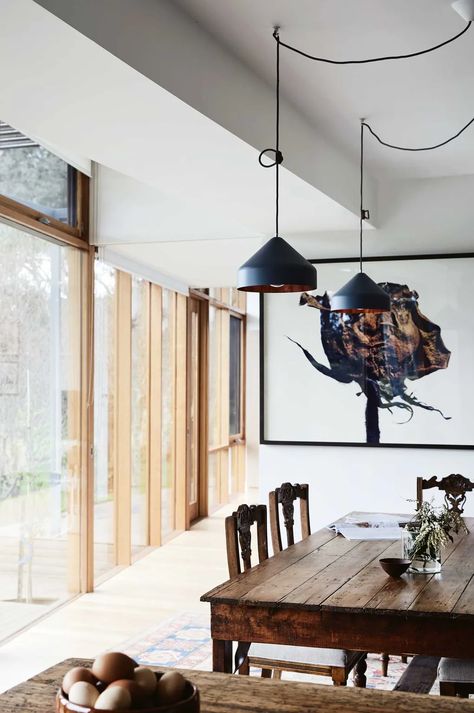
56,653,199,713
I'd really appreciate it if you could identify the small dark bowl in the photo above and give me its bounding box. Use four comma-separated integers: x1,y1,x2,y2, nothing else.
379,558,411,578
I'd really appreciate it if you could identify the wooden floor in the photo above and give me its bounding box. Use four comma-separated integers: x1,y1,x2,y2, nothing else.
0,496,249,694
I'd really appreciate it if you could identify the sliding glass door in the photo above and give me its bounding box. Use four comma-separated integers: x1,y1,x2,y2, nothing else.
206,291,246,512
0,221,83,637
161,289,177,541
131,277,150,556
93,261,117,581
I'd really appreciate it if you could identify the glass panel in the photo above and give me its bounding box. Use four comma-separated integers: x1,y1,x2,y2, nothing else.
0,222,82,640
230,288,246,311
207,451,220,513
229,442,245,496
230,289,239,308
208,306,220,448
0,123,74,225
93,261,116,581
220,288,230,305
229,316,242,436
131,278,149,556
188,306,199,511
161,289,176,541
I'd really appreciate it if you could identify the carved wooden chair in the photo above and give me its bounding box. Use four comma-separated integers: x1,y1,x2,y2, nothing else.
416,474,474,696
269,483,394,681
268,482,310,554
226,500,367,686
417,474,474,514
384,475,474,680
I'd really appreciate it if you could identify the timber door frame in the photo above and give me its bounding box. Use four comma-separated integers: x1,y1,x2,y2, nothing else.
186,295,208,526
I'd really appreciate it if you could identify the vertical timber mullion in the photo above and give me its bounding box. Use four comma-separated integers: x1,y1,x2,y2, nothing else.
175,292,188,532
81,247,95,592
143,281,151,547
220,309,230,505
199,300,209,518
115,271,132,566
149,284,162,546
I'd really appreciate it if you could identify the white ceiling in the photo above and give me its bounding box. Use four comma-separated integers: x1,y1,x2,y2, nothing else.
0,0,359,241
175,0,474,179
2,0,474,287
95,165,359,246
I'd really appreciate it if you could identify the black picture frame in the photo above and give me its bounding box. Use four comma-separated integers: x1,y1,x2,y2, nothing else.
260,252,474,450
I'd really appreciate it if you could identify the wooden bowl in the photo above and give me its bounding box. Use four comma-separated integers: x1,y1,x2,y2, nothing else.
379,557,411,578
56,673,199,713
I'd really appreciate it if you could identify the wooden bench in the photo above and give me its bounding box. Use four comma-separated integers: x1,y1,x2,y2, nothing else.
394,655,440,694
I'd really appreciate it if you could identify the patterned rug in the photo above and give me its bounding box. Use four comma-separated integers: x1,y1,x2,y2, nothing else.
122,611,438,692
123,612,213,671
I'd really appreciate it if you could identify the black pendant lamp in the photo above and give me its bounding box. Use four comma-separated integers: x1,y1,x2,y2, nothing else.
238,29,317,293
331,121,390,314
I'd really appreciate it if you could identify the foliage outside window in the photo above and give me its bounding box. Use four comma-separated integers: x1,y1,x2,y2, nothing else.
93,261,117,582
0,221,83,639
0,121,75,225
229,315,242,437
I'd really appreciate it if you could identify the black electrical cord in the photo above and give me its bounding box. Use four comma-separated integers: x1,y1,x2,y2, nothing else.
273,22,474,152
257,19,474,236
258,28,283,237
359,122,364,273
276,21,471,65
363,116,474,151
275,29,280,237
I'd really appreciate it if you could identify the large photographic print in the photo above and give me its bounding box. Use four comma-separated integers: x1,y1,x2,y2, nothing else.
261,255,473,448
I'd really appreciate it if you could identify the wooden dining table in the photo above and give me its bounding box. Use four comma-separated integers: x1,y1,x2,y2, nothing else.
3,658,474,713
201,514,474,675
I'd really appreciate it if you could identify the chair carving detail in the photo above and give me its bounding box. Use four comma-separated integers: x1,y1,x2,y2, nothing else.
270,482,310,552
235,504,256,569
418,474,474,514
278,482,306,533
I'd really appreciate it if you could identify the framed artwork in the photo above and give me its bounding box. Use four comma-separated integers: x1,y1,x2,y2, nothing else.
260,253,474,449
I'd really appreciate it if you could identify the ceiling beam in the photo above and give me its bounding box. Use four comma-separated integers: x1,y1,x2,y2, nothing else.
33,0,375,220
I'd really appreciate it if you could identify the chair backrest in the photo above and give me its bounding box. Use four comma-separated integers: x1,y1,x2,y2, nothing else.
269,482,310,554
225,503,268,578
417,474,474,515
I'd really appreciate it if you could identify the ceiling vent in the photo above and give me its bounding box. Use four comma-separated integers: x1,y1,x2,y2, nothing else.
0,121,38,150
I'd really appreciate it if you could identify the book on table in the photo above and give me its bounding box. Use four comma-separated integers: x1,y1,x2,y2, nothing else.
327,512,412,540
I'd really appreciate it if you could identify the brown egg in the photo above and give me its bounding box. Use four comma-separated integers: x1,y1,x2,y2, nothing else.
156,671,186,706
62,667,98,694
68,681,100,707
109,679,147,705
133,667,157,696
92,652,136,684
95,686,131,710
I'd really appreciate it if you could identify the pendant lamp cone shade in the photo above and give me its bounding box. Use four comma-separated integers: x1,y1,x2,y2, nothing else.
331,271,391,313
237,236,317,292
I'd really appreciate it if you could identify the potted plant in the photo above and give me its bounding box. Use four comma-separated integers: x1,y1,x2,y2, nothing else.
402,501,468,573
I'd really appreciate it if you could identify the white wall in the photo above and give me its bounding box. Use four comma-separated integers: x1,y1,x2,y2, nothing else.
252,173,474,528
245,293,260,489
259,446,474,533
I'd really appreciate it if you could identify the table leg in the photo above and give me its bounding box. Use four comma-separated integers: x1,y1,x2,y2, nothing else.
212,638,233,673
354,655,367,688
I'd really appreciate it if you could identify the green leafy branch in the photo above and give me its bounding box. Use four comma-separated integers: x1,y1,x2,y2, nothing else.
406,501,469,561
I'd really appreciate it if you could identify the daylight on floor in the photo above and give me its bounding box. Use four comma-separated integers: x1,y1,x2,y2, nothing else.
1,1,474,710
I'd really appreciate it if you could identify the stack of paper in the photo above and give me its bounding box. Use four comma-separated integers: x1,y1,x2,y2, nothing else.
327,512,412,541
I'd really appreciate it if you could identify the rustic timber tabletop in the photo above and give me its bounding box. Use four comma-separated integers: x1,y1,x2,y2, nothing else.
2,658,474,713
202,516,474,671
